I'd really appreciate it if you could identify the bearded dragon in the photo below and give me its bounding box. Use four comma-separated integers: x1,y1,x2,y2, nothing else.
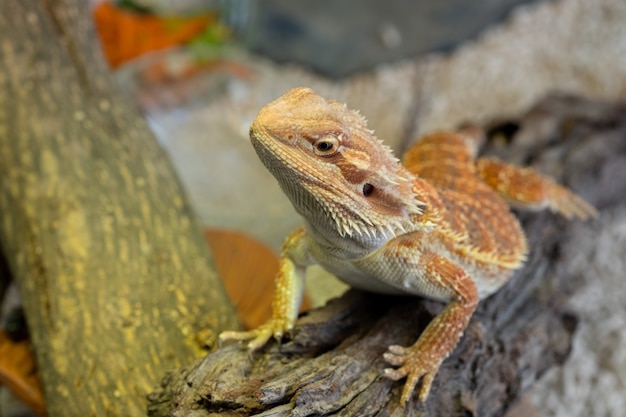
219,87,597,404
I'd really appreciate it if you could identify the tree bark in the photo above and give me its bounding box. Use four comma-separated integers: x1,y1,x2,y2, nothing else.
147,94,626,417
0,1,239,416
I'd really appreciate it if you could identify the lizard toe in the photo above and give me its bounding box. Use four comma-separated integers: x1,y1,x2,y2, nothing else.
382,344,441,404
219,318,293,352
383,351,405,366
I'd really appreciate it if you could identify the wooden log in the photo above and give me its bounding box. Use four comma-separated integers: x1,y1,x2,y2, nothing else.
0,1,239,416
148,94,626,416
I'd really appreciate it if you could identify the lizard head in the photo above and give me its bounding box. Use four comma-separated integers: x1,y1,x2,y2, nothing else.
250,87,423,240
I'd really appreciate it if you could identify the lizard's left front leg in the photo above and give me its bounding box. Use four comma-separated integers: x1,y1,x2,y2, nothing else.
219,227,311,351
380,251,479,404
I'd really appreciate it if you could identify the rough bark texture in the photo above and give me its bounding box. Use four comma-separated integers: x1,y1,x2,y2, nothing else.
0,1,239,416
147,94,625,417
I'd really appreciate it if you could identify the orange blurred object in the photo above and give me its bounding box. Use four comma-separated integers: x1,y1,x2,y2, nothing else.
93,2,215,68
0,331,46,416
204,229,310,330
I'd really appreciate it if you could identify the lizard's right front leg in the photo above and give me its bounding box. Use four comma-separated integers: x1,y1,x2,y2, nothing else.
219,227,310,351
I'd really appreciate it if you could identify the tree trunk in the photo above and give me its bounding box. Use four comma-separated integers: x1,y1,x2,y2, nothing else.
0,1,239,416
147,94,626,417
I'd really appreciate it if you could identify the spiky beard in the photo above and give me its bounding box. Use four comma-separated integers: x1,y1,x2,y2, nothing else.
300,177,424,240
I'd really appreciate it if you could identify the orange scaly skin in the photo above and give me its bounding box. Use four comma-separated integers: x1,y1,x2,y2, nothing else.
219,88,597,405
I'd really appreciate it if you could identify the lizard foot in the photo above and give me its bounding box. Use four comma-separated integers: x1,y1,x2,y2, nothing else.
383,344,442,404
219,318,294,352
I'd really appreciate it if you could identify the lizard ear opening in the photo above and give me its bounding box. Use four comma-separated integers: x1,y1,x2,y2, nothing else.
362,183,374,197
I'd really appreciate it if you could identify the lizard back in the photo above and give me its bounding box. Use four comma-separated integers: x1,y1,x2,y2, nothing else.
403,131,527,270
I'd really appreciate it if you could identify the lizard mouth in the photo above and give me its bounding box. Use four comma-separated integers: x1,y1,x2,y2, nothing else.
250,125,323,183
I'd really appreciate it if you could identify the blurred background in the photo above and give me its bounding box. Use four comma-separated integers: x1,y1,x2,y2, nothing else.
2,0,626,416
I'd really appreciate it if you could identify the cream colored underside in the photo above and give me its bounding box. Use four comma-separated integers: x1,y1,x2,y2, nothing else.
307,230,513,302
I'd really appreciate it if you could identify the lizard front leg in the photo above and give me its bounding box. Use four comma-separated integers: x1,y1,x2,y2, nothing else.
375,250,479,404
219,227,310,351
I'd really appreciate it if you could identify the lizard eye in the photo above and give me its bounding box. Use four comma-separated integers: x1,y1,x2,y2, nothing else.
313,136,340,156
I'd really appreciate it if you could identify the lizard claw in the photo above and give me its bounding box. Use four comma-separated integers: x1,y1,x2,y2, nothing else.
219,318,294,352
383,344,441,404
382,345,407,366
